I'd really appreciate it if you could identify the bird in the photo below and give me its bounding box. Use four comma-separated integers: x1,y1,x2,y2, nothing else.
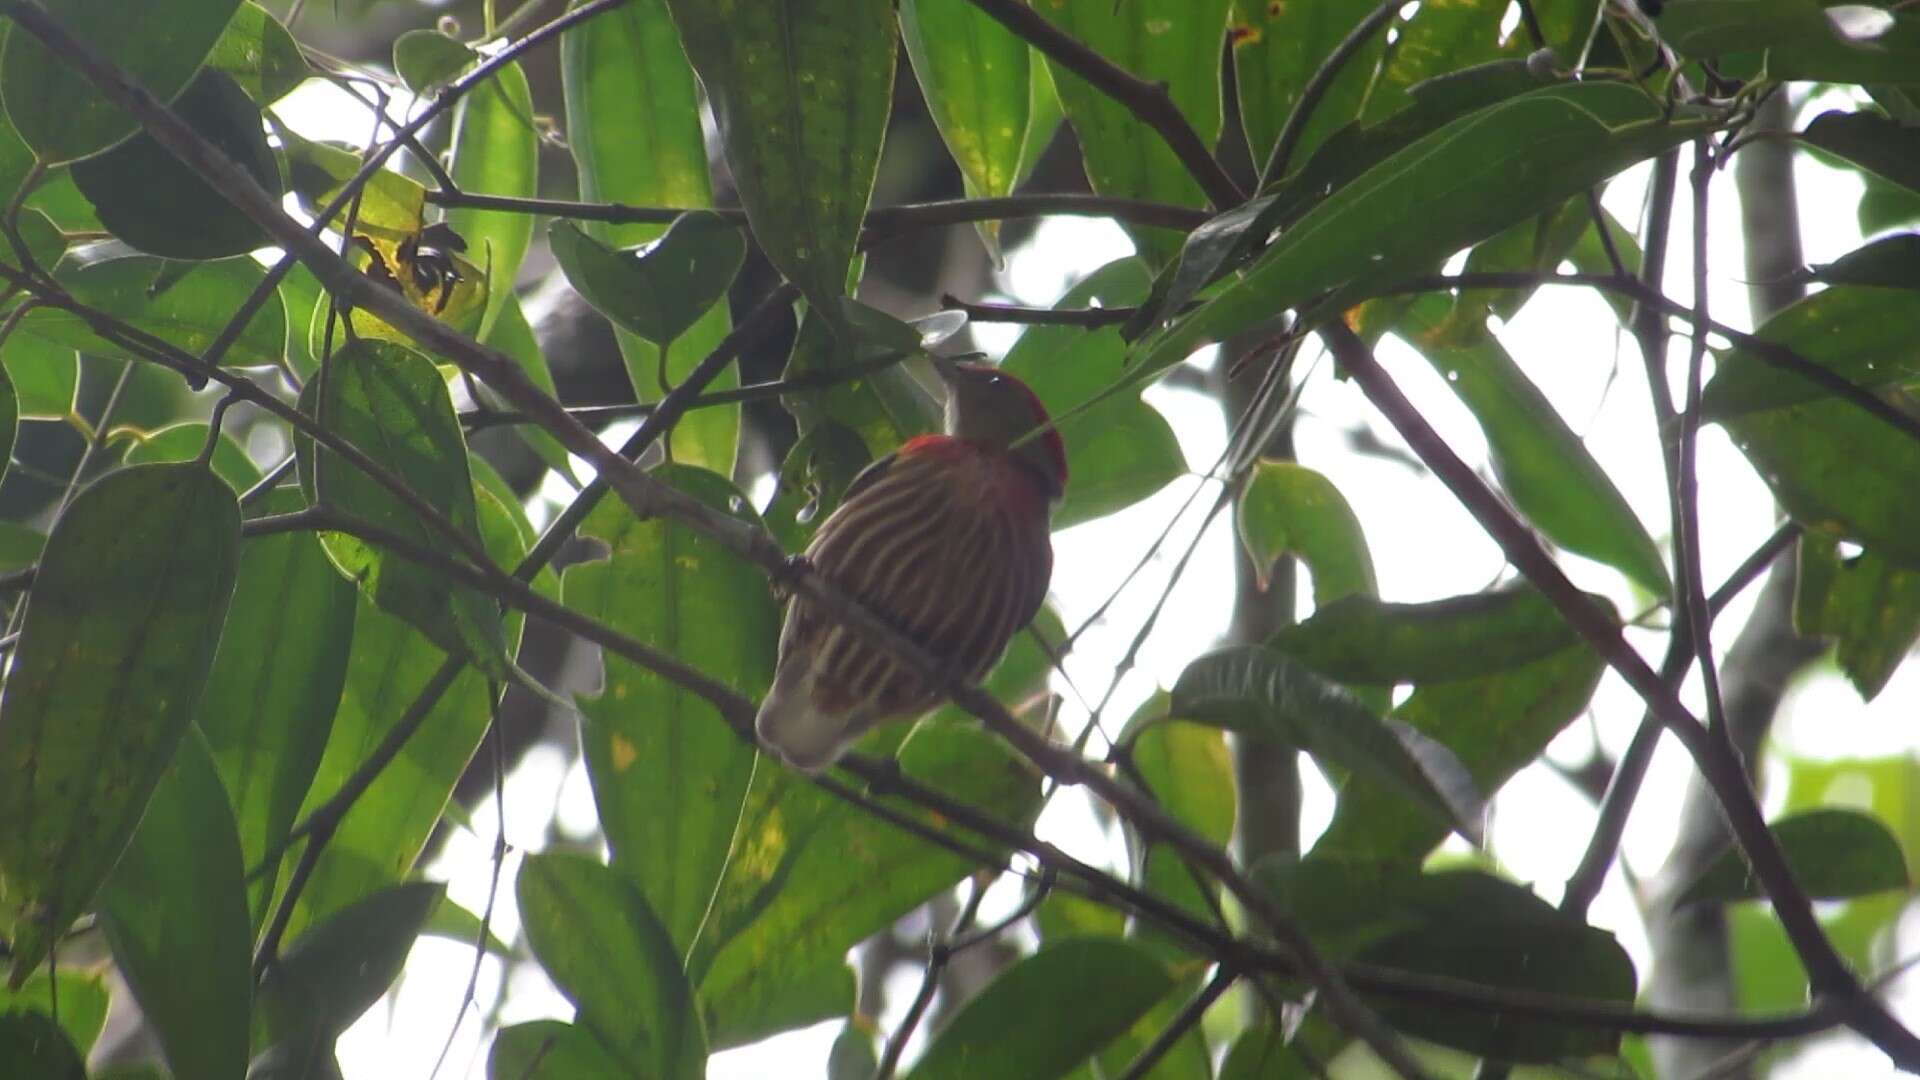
755,357,1066,772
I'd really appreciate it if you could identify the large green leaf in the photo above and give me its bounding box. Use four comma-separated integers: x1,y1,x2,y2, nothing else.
1002,258,1185,529
561,0,738,474
1721,394,1920,569
99,733,250,1080
1091,972,1214,1080
1230,0,1386,170
0,0,240,163
1657,1,1920,82
1170,646,1483,842
0,462,239,984
255,881,442,1060
1700,286,1920,419
1796,536,1920,702
517,852,707,1079
1133,81,1703,381
693,720,1042,1047
206,1,307,102
1270,583,1589,685
562,465,774,955
203,487,356,927
392,29,475,94
17,249,288,368
71,68,279,260
549,214,745,346
482,292,576,484
0,1009,83,1080
1236,461,1376,602
488,1020,629,1080
1036,0,1231,266
1678,808,1912,906
1129,715,1236,849
118,421,258,492
2,330,75,419
907,938,1174,1080
1391,296,1670,593
447,59,537,341
899,0,1031,255
663,0,893,329
1363,0,1510,120
307,338,505,675
1801,110,1920,200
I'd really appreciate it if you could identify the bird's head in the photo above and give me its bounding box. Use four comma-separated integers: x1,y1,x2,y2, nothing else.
933,358,1068,500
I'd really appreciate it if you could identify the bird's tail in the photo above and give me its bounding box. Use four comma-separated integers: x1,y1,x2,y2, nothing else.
755,659,860,773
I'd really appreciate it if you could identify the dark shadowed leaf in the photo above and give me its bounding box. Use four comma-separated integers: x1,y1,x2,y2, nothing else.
1236,460,1376,601
0,462,239,984
1171,646,1483,842
1356,870,1637,1061
1679,808,1911,906
488,1020,628,1080
1802,110,1920,197
1796,233,1920,291
447,58,537,340
1720,394,1920,569
1797,537,1920,701
663,0,893,326
255,881,443,1060
1134,82,1703,380
518,852,706,1078
1035,0,1232,266
900,0,1031,255
906,938,1174,1080
561,0,739,473
1252,852,1425,960
1701,285,1920,418
562,465,774,954
72,68,280,260
0,1009,83,1080
1003,258,1184,528
0,973,109,1055
202,487,356,927
99,733,250,1080
1093,972,1213,1080
208,2,308,102
549,214,745,346
1657,3,1920,82
1219,1021,1313,1079
419,892,512,958
0,0,240,163
17,249,288,368
1271,583,1591,685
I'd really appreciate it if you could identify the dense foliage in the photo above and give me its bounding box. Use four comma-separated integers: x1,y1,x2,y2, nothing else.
0,0,1919,1078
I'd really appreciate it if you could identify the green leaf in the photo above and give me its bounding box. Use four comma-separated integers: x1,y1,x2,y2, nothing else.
1236,461,1376,601
694,720,1041,1047
906,938,1173,1080
1802,109,1920,199
1392,296,1670,593
1797,233,1920,291
1036,0,1231,266
281,127,427,239
0,462,239,984
488,1020,629,1080
1679,808,1912,906
202,487,355,927
392,29,475,94
1457,194,1595,322
255,881,442,1058
0,972,109,1056
0,522,41,572
1092,973,1213,1080
1002,258,1185,528
1797,537,1920,701
829,1020,879,1080
1720,394,1920,569
1134,81,1703,381
71,68,279,259
272,493,526,942
1701,286,1920,419
517,852,707,1079
99,732,250,1080
2,327,75,419
1657,1,1920,83
1359,0,1511,123
0,358,16,488
482,292,577,483
1355,870,1637,1061
1127,712,1236,849
0,1009,83,1080
420,891,513,958
1230,0,1387,170
207,1,307,102
562,0,739,474
549,214,746,346
780,294,942,467
307,338,505,674
1314,642,1605,862
120,420,260,491
561,464,774,955
447,58,537,340
0,0,241,163
1270,583,1589,685
1170,645,1484,843
18,248,288,368
663,0,894,326
899,0,1030,255
1219,1022,1311,1079
1252,852,1425,960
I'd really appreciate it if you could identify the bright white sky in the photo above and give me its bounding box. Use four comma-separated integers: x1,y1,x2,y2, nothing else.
266,69,1920,1079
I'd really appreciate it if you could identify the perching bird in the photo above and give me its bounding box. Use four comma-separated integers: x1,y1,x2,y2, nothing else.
755,358,1066,771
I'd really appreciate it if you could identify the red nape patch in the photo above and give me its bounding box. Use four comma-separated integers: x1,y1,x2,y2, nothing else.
900,433,965,458
1002,376,1069,489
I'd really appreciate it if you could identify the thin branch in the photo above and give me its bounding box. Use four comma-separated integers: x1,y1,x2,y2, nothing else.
962,0,1243,209
1260,0,1400,186
1114,965,1237,1080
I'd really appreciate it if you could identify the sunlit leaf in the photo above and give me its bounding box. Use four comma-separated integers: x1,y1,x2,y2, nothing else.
447,58,537,340
900,0,1031,255
392,28,474,94
1236,461,1376,601
207,1,308,102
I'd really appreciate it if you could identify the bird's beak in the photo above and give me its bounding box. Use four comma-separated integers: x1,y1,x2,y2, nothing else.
929,354,962,386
